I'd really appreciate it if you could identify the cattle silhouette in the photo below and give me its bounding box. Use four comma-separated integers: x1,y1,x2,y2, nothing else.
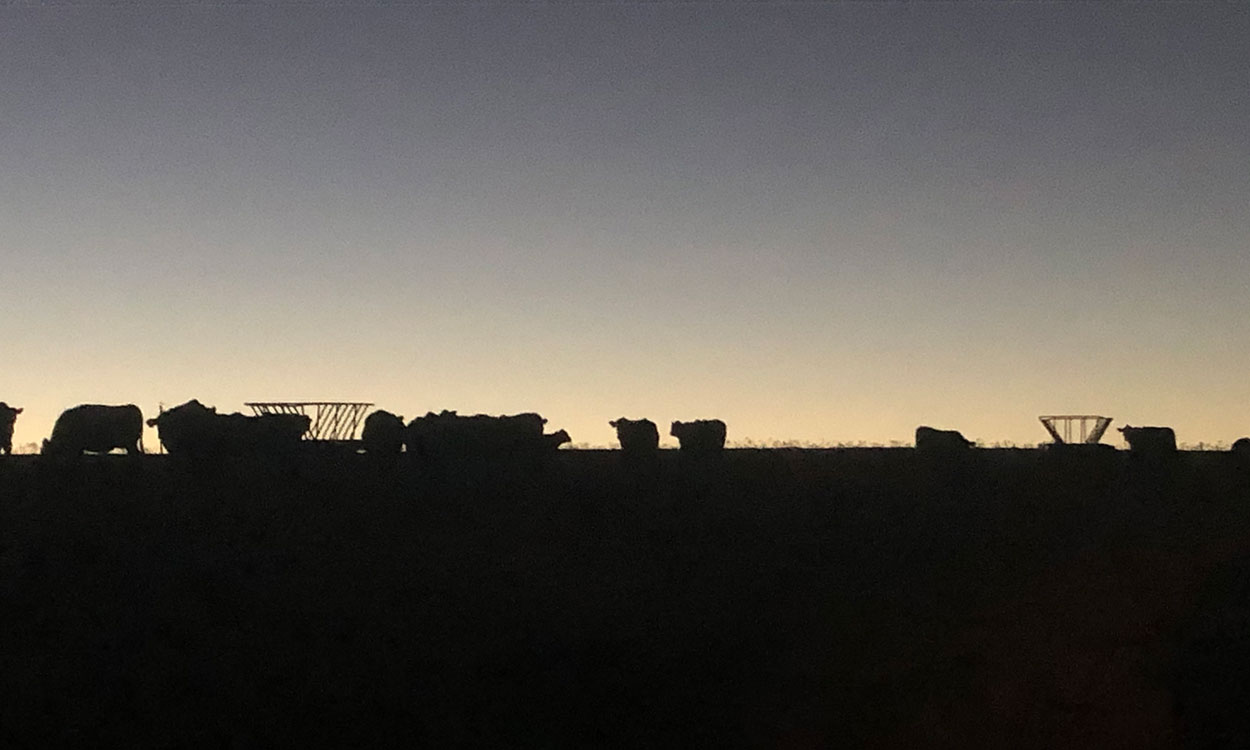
361,410,405,455
670,420,727,454
148,400,308,458
914,426,974,452
0,402,21,455
251,413,310,453
1231,438,1250,471
1119,425,1177,454
405,410,569,459
147,400,218,455
43,404,144,456
610,418,660,456
543,429,572,451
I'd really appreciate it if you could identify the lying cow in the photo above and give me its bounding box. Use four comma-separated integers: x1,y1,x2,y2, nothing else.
670,419,727,454
361,410,405,455
1119,425,1177,454
0,402,22,455
915,426,974,453
610,418,660,456
43,404,144,457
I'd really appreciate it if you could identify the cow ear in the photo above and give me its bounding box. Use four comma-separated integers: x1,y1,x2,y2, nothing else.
14,408,22,414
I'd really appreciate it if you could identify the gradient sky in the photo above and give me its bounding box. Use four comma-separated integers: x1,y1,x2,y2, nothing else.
3,2,1249,450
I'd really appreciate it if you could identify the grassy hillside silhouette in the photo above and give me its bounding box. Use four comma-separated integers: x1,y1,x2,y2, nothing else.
2,449,1249,747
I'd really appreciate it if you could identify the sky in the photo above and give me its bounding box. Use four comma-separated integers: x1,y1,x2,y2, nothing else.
2,2,1249,450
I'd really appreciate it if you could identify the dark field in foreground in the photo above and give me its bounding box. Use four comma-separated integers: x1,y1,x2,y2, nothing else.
3,449,1250,748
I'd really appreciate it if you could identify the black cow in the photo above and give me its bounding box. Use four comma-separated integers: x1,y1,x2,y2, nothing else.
147,399,220,455
610,418,659,455
915,426,974,452
1119,425,1177,454
250,413,311,453
361,410,405,455
1231,438,1250,470
405,410,567,458
148,400,308,458
544,429,572,451
43,404,144,456
670,419,727,454
0,402,21,455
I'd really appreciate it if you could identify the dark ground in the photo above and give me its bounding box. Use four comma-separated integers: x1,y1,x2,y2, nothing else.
2,448,1249,748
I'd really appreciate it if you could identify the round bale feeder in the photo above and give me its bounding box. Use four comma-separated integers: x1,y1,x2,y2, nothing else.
1039,415,1113,445
246,401,373,450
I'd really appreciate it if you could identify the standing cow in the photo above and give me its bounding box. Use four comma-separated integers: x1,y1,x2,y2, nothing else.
1231,438,1250,470
361,410,405,455
915,426,974,453
0,402,22,455
1119,425,1177,454
148,400,308,458
43,404,144,457
147,399,220,455
610,418,660,456
670,419,727,454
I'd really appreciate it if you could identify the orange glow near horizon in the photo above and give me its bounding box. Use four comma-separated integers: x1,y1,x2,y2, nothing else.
3,6,1247,452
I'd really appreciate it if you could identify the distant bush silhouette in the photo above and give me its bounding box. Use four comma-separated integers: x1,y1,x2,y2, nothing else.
42,404,144,457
